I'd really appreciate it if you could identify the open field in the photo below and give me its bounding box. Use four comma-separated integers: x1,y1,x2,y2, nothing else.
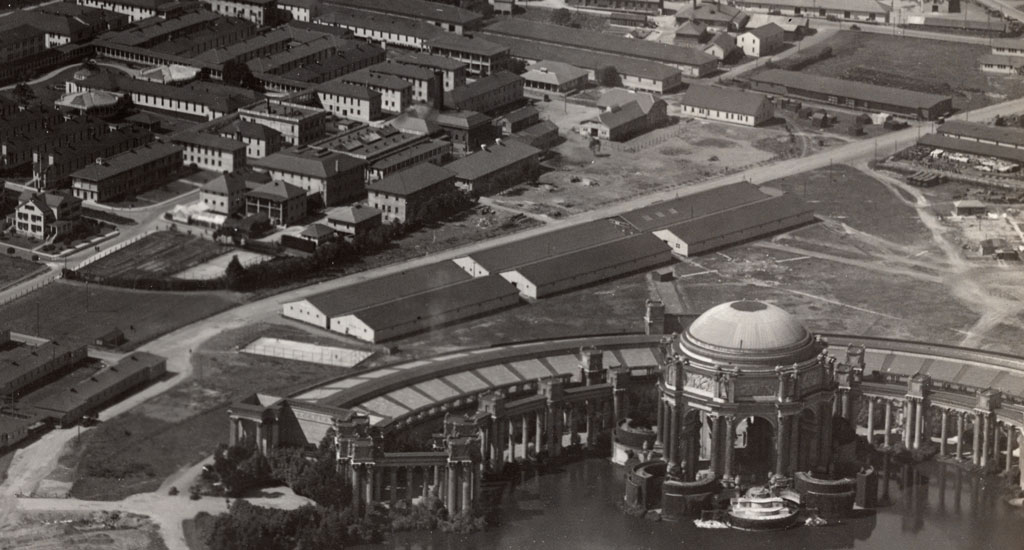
0,511,167,550
0,281,243,347
0,253,45,289
794,30,1024,111
173,250,271,280
66,323,350,500
106,180,198,208
79,231,229,279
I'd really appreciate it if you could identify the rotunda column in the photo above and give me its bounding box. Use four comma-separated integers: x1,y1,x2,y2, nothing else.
708,414,721,475
656,396,665,447
972,413,982,466
883,400,893,447
913,400,924,450
903,400,914,448
1005,425,1015,473
520,415,529,455
939,408,948,456
389,467,398,505
722,415,737,481
955,412,964,460
866,398,875,445
981,414,990,467
775,412,790,475
1018,430,1024,490
668,403,680,472
534,411,542,455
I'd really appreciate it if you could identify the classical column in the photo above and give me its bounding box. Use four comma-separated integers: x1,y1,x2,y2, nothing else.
723,416,736,481
568,407,578,445
480,426,491,465
1018,430,1024,490
447,464,458,511
521,415,529,456
775,413,790,475
656,397,665,446
422,468,431,499
993,423,1002,471
708,415,721,475
255,423,264,454
390,468,398,505
981,414,990,467
955,412,964,460
352,465,363,511
508,418,516,461
841,391,851,420
586,402,595,446
612,386,624,427
866,398,875,445
913,400,924,450
668,404,680,470
460,465,472,513
364,466,374,504
1005,426,1015,473
903,400,914,448
972,413,982,466
535,411,542,454
883,400,893,447
229,418,238,446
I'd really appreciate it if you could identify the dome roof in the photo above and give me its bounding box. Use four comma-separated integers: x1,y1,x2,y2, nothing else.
686,300,811,354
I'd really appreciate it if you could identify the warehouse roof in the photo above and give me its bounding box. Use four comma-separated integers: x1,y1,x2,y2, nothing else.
0,340,85,391
749,69,951,111
681,84,771,117
483,34,681,83
620,182,769,231
522,60,589,86
71,142,182,183
252,147,366,178
938,120,1024,148
327,0,482,26
428,33,509,57
29,352,165,417
593,100,646,131
734,0,889,13
368,61,436,82
743,22,783,39
660,194,812,244
679,1,749,25
303,261,473,317
340,69,413,91
919,133,1024,164
317,8,446,41
347,275,517,331
367,163,453,196
512,233,669,286
461,219,635,273
979,54,1024,68
171,131,246,152
445,71,521,107
391,51,466,72
371,140,450,171
483,18,715,68
444,139,539,182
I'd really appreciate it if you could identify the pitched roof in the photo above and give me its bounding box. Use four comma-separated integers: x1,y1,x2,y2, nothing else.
445,71,521,106
301,223,336,238
367,163,453,196
391,51,466,71
662,194,812,244
340,69,413,91
327,204,381,225
681,84,771,117
346,275,517,331
749,69,952,111
368,61,435,82
522,60,589,86
252,148,366,178
482,18,715,68
498,106,539,126
247,180,306,201
203,170,270,194
595,100,646,130
512,233,669,286
938,120,1024,148
676,21,708,37
597,88,658,113
461,218,632,273
680,1,748,24
734,0,889,13
743,22,784,39
71,142,182,183
316,77,381,100
301,261,473,317
327,0,482,26
444,140,539,182
620,182,771,231
427,33,509,57
171,131,247,152
705,32,736,50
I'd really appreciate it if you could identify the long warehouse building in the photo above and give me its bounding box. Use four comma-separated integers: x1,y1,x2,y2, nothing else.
747,69,953,120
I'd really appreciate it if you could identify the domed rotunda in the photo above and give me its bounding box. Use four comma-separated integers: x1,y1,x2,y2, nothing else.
654,300,840,484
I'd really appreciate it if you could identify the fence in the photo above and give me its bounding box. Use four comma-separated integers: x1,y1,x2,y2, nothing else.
0,269,63,308
72,228,159,271
243,337,374,368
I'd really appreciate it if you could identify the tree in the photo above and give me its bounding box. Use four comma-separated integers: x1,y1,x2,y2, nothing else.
225,255,246,288
222,60,264,92
12,83,35,104
550,8,572,26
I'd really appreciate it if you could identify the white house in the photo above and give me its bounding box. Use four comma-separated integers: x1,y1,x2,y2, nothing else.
680,84,775,127
737,22,784,57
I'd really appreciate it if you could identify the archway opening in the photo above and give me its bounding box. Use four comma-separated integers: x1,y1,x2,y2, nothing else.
735,416,775,483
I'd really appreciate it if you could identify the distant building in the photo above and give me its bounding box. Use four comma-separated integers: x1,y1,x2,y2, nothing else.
315,8,443,50
203,0,277,25
953,199,987,217
509,121,560,150
367,163,456,223
0,25,46,61
737,22,784,57
494,106,540,136
391,51,468,92
676,1,749,32
675,21,709,44
75,0,164,22
521,60,589,95
315,78,382,122
238,99,328,146
733,0,890,23
680,84,775,126
703,32,738,60
326,204,381,236
444,139,541,195
980,54,1024,74
246,180,306,225
299,222,336,245
13,192,82,240
327,0,483,34
71,142,183,203
565,0,662,15
922,0,959,13
434,110,498,156
172,131,248,172
201,169,271,215
251,147,366,207
280,0,320,21
581,89,668,141
365,140,452,182
368,62,442,107
338,69,414,114
443,71,523,115
427,34,510,77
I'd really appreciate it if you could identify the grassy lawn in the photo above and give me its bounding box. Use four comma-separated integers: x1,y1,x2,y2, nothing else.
79,231,229,280
68,323,345,500
795,31,1024,111
0,281,243,347
0,253,45,289
766,163,933,246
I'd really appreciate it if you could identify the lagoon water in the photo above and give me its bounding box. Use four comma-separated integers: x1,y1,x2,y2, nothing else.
369,459,1024,550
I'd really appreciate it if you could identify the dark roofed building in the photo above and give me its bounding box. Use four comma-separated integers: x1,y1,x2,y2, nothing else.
443,71,523,115
620,182,771,231
326,0,483,33
521,60,589,95
937,120,1024,150
500,233,672,298
367,163,456,223
326,204,382,236
444,139,540,195
677,1,749,31
748,69,953,120
426,34,509,76
681,84,774,126
283,261,473,327
251,147,366,206
245,180,307,225
71,142,183,202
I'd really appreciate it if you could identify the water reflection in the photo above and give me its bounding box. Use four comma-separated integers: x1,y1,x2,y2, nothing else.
364,458,1024,550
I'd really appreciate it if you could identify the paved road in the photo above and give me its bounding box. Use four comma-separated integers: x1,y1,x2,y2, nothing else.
974,0,1024,23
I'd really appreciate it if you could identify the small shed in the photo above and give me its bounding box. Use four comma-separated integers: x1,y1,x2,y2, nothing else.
300,223,337,246
94,328,126,348
954,199,987,217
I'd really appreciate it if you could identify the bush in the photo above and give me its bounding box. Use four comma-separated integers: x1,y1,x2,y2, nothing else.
6,247,13,254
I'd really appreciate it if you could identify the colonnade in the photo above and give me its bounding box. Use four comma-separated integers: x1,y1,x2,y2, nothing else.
347,461,479,514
